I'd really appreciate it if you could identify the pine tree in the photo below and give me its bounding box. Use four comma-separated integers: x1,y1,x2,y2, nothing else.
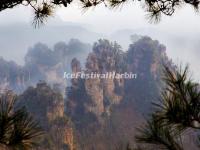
0,91,43,150
135,65,200,150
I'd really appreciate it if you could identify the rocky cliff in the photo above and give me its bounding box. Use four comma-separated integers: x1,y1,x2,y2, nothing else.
65,37,173,149
0,36,175,150
17,82,75,150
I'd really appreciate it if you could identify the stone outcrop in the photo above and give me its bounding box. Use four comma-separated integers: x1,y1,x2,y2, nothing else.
17,82,75,150
65,37,174,149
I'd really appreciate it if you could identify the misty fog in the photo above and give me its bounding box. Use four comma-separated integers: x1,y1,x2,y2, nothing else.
0,3,200,80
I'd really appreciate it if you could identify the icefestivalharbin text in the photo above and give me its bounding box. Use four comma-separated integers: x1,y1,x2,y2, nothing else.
63,72,137,79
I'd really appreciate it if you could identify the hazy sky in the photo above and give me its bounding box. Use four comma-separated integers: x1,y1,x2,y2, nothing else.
0,2,200,80
1,2,200,33
58,2,200,34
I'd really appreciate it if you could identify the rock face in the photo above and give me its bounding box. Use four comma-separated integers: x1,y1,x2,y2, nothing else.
67,40,125,120
125,37,173,113
0,36,175,150
17,82,75,150
66,37,173,149
67,37,171,119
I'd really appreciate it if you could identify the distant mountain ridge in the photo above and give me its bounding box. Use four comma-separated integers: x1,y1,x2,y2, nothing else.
1,22,200,82
0,39,92,93
0,22,102,64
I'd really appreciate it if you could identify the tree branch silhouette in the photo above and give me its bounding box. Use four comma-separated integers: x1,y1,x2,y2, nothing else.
0,0,200,26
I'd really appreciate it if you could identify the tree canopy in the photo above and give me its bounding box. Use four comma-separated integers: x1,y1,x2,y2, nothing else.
0,0,200,26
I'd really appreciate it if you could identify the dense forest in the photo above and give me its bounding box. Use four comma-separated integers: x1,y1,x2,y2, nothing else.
0,36,199,150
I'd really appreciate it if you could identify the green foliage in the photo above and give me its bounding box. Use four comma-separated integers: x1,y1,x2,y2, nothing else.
135,65,200,150
92,39,126,72
135,116,183,150
0,91,43,150
155,65,200,131
33,3,54,28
